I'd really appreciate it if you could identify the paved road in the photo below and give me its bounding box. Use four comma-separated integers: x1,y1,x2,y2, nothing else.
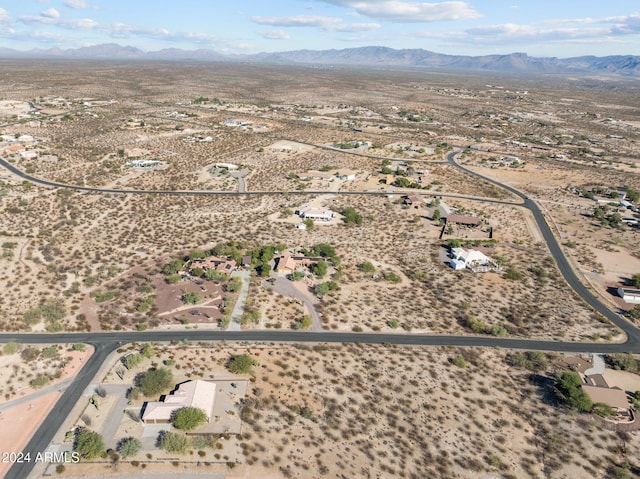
0,157,519,206
447,150,640,350
2,149,640,478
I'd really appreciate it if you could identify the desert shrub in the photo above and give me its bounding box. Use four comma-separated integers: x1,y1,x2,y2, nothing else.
160,432,190,453
173,407,208,431
139,368,173,396
75,429,105,459
125,353,143,370
227,354,256,374
117,437,142,458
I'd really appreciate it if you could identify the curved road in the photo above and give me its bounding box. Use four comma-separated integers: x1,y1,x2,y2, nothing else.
447,149,640,349
3,150,640,478
0,157,520,207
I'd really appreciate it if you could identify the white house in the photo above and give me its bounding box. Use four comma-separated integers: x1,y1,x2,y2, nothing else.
449,248,497,273
19,150,38,160
618,288,640,304
142,380,216,424
296,208,335,223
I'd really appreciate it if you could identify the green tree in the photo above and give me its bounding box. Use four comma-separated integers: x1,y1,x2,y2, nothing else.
139,368,173,397
626,187,640,203
359,261,375,273
341,207,363,225
227,277,243,292
173,407,208,431
125,353,143,370
312,260,328,278
163,259,185,275
432,209,441,221
160,432,190,454
293,315,313,330
314,281,339,297
226,354,256,374
303,218,314,229
182,291,201,304
631,273,640,289
630,305,640,321
166,274,181,284
556,372,593,412
117,437,142,458
313,243,337,258
75,429,105,459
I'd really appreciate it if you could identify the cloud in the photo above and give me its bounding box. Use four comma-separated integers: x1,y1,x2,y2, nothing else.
258,29,291,40
417,21,628,49
318,1,481,23
329,22,380,32
20,12,98,30
63,0,95,9
251,14,379,32
0,8,10,23
41,8,61,19
252,15,342,28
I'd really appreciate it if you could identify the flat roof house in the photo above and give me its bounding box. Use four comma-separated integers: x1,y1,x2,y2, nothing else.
446,214,481,227
582,385,629,412
142,380,216,424
617,288,640,304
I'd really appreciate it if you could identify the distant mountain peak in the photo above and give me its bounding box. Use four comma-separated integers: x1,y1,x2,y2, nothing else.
0,43,637,76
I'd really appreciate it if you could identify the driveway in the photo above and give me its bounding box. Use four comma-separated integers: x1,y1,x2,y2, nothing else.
228,270,250,331
271,276,323,332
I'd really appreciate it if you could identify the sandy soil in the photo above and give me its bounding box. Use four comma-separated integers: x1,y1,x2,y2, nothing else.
0,345,93,478
56,344,640,479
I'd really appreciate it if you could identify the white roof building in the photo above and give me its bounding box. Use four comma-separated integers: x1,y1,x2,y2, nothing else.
142,380,216,424
618,288,640,304
449,248,496,273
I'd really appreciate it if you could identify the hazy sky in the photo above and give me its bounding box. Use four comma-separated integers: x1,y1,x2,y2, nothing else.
1,1,639,57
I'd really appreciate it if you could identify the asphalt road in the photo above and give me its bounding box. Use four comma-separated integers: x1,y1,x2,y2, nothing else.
0,157,520,206
446,150,640,349
3,149,640,478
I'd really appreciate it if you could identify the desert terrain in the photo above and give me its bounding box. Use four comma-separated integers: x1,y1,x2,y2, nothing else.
50,342,640,479
1,61,640,478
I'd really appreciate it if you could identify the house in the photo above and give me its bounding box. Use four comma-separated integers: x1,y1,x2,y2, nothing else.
296,208,335,223
403,194,425,207
617,288,640,304
449,248,498,273
582,385,629,412
446,214,481,227
214,163,239,170
19,150,38,160
337,172,356,181
142,380,216,424
190,256,237,275
295,223,307,230
276,254,298,274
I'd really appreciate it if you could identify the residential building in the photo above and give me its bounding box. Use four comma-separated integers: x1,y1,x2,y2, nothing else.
142,380,216,424
617,288,640,304
190,256,236,275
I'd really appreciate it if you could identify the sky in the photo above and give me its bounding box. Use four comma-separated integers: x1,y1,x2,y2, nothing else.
0,1,639,58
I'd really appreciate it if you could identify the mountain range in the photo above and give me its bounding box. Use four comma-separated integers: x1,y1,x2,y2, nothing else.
1,43,639,76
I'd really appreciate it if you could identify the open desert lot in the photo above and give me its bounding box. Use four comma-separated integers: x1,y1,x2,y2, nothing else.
52,343,640,479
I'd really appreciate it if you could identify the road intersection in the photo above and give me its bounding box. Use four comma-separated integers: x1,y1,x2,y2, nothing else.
2,148,639,478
